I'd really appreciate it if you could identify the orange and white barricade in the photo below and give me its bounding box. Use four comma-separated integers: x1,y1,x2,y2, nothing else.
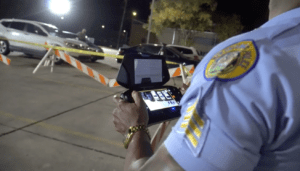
168,64,195,78
57,50,109,86
107,65,195,88
33,49,109,86
108,79,120,88
0,54,11,65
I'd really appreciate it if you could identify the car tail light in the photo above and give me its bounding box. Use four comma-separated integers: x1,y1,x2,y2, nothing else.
194,56,199,61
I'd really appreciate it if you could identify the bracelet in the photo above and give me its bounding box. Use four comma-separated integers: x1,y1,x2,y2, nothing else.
123,125,151,149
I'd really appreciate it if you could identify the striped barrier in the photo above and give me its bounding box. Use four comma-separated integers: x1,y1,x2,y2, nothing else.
183,65,195,76
108,79,120,88
56,50,109,86
106,65,195,88
168,65,195,78
0,54,11,65
31,46,194,88
34,49,191,88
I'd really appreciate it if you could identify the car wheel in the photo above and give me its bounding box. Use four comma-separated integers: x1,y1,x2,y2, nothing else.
0,40,10,55
90,57,98,63
54,56,63,65
117,58,123,63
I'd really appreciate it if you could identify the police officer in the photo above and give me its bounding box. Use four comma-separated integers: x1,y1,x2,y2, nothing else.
77,29,87,42
112,0,300,170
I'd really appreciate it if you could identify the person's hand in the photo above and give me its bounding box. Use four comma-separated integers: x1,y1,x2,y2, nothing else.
112,91,148,136
179,82,190,95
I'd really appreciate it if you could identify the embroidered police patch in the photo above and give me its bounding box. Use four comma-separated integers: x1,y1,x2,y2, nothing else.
205,41,258,81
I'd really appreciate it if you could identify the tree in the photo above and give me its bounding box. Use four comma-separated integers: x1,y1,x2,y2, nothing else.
212,13,244,41
146,0,243,45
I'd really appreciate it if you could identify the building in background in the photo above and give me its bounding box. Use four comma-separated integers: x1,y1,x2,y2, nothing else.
129,19,158,46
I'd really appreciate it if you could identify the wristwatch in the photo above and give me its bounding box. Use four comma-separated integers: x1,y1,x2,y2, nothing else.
123,125,151,149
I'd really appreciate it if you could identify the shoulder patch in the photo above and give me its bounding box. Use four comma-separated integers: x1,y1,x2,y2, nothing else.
205,40,259,81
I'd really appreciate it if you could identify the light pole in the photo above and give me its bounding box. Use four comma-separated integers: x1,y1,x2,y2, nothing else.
123,30,128,45
147,0,155,44
117,0,128,49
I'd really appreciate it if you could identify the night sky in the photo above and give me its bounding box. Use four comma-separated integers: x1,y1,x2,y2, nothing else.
0,0,270,43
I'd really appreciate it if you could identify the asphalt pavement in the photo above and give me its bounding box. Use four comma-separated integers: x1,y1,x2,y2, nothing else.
0,52,184,171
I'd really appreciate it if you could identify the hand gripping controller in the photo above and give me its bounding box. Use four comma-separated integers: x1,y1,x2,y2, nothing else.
120,90,135,103
119,86,183,126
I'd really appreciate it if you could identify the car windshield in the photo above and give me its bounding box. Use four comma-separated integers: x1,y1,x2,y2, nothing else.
39,23,59,35
39,23,78,39
142,45,162,54
163,47,182,57
171,47,193,54
57,31,78,39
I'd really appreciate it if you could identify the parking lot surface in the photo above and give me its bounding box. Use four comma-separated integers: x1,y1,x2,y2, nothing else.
0,53,184,171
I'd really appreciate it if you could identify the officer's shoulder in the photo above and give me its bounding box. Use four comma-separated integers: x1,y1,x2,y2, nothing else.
198,29,270,82
215,28,268,51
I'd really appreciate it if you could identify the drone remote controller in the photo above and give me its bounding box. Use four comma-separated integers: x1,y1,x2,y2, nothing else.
116,54,183,126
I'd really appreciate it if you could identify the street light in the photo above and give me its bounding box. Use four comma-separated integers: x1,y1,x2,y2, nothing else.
132,11,137,17
123,30,128,45
49,0,70,15
102,25,105,29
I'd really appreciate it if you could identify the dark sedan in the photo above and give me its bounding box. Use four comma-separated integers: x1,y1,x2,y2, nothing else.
116,44,199,67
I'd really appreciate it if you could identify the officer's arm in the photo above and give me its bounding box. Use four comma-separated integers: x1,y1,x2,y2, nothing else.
125,131,184,171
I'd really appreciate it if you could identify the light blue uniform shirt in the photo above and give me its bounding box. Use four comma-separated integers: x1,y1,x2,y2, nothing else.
164,7,300,171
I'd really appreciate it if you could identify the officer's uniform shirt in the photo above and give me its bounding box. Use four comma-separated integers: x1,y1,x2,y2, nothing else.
164,7,300,171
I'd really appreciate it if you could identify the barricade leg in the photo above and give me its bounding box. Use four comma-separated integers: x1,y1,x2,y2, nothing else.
44,59,50,66
179,64,187,84
50,54,55,73
33,48,53,74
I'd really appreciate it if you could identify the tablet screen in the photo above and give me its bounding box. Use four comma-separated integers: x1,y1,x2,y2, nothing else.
140,88,179,111
134,59,162,84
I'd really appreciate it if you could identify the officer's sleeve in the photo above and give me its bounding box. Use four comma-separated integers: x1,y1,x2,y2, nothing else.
164,40,276,171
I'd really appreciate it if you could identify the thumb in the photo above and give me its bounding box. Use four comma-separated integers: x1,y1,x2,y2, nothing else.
132,91,142,106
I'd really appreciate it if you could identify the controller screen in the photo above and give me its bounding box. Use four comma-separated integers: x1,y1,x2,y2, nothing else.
140,89,179,111
134,59,162,84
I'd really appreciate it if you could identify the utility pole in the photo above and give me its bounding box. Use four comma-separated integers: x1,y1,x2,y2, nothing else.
147,0,155,44
117,0,128,49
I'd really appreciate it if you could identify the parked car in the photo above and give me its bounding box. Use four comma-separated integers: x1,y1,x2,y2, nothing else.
116,43,199,67
158,44,199,68
116,43,162,63
57,31,105,62
166,44,203,61
0,19,104,64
